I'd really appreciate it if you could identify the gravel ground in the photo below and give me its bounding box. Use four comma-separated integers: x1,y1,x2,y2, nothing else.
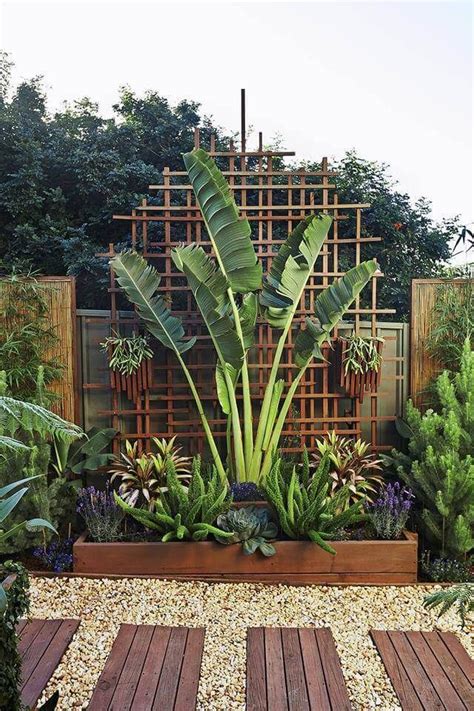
29,577,473,710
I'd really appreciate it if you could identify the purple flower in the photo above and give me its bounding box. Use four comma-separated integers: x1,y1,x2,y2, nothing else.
368,482,414,539
77,485,123,542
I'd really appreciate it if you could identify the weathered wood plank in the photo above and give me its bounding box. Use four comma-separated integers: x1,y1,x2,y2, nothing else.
298,629,331,711
247,628,267,711
315,628,351,710
88,624,137,710
174,628,205,711
131,626,171,709
423,631,474,707
108,624,154,710
370,630,423,711
264,628,288,711
405,632,465,710
281,628,310,711
21,619,79,709
152,627,188,710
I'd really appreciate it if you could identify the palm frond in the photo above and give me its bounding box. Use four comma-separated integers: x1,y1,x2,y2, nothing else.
0,397,82,441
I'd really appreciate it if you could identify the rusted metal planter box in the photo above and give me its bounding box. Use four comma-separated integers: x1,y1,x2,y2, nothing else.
73,531,418,584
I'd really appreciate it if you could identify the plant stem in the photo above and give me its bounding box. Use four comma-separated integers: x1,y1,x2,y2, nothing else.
249,310,296,480
176,352,227,482
228,289,253,474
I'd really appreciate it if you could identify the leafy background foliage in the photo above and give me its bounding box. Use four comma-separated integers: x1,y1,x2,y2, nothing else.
0,53,457,315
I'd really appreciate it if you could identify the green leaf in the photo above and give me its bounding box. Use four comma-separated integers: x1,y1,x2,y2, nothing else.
239,293,258,350
25,518,57,534
183,148,262,293
216,362,238,415
295,260,378,367
111,251,195,355
0,487,28,523
172,244,243,370
261,215,332,327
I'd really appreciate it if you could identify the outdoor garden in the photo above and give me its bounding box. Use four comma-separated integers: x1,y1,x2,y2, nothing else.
0,76,473,710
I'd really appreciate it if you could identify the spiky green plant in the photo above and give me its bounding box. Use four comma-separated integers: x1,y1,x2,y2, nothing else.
215,506,277,556
114,456,233,542
423,585,474,629
265,450,367,553
111,149,378,485
392,339,474,557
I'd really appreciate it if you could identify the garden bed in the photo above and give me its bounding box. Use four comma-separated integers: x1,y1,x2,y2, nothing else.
73,530,418,583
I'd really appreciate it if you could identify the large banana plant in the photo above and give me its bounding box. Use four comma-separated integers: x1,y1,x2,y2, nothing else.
112,149,378,485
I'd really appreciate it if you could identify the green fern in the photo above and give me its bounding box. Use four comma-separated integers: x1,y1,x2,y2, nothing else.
423,585,474,628
115,456,233,542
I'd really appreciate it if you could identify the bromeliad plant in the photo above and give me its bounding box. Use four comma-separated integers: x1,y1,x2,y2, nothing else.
265,450,367,553
215,506,277,557
111,149,378,485
108,437,191,509
101,332,153,376
115,456,233,542
311,431,384,507
342,335,383,376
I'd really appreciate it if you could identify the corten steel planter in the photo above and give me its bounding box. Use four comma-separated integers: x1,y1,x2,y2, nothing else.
335,337,384,404
73,531,418,584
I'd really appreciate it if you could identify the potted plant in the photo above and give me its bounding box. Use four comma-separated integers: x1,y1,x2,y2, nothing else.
335,334,384,403
101,331,153,401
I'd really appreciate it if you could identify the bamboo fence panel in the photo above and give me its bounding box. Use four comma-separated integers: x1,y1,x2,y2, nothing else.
0,276,76,423
410,278,470,407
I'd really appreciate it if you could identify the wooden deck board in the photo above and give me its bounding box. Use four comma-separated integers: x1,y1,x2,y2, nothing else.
371,629,474,710
88,625,204,710
17,618,79,709
247,627,351,710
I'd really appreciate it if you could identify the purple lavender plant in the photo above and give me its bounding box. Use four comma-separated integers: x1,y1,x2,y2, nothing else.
368,482,414,540
33,538,73,573
77,485,123,542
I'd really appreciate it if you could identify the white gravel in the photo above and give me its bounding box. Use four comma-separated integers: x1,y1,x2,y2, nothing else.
29,578,473,710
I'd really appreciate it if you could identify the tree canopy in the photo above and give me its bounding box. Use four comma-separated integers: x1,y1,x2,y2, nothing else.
0,54,457,315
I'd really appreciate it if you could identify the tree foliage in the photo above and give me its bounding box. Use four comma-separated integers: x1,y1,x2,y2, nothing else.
0,54,457,315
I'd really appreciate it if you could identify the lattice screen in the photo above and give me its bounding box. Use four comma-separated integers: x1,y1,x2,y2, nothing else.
95,100,397,456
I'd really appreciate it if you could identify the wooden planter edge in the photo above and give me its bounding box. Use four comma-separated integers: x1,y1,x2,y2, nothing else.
73,531,418,584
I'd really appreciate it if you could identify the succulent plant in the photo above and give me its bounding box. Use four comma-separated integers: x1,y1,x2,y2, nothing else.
215,506,277,556
115,456,233,542
108,437,191,509
312,431,384,507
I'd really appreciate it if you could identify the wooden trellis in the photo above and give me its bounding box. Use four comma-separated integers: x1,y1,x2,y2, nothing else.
94,93,397,455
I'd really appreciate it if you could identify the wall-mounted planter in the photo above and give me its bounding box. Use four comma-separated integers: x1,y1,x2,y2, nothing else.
109,358,153,402
335,337,383,403
73,531,417,584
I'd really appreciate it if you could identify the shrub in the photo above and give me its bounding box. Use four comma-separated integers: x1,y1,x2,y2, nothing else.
32,538,74,573
368,482,413,539
0,562,29,710
421,553,473,583
265,451,367,553
392,339,474,557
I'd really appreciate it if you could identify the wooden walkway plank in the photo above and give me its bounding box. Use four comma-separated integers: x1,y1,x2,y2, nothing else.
264,628,288,711
247,627,267,711
108,625,154,710
152,627,188,710
17,619,80,710
247,627,350,711
22,619,80,709
298,629,331,711
88,624,137,710
371,629,473,710
281,628,309,711
88,625,204,710
315,628,352,711
174,628,206,711
132,626,172,710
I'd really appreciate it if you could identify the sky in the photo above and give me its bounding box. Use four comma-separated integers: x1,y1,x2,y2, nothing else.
1,0,473,239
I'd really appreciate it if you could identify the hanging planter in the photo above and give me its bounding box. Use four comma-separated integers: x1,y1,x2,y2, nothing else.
335,334,384,403
101,332,153,401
